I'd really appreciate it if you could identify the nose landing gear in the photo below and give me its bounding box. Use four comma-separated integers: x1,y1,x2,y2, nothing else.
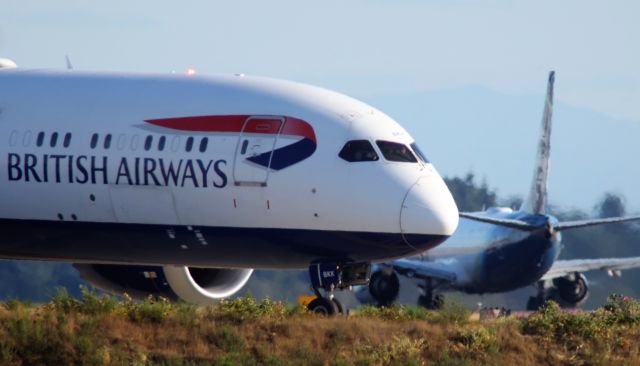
307,262,371,315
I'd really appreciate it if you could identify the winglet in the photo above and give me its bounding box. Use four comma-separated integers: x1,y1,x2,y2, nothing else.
520,71,555,214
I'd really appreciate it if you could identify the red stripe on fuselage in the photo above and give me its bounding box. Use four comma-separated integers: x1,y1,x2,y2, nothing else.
145,115,316,143
146,115,246,133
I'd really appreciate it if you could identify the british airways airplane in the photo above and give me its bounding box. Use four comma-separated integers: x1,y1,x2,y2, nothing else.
358,71,640,310
0,59,458,314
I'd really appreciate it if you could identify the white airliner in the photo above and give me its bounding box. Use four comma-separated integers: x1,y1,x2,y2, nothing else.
0,59,458,314
358,71,640,310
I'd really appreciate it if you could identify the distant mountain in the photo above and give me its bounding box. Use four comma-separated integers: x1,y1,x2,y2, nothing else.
361,87,640,212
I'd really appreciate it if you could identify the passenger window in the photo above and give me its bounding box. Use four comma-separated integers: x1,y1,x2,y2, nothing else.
130,135,140,150
185,137,194,152
170,136,180,152
410,143,430,163
50,132,58,147
23,131,32,147
117,134,127,150
376,141,417,163
9,130,18,147
240,140,249,155
144,135,153,151
199,137,208,153
36,132,45,147
90,133,99,149
63,133,72,148
338,140,379,162
158,136,166,151
104,134,112,149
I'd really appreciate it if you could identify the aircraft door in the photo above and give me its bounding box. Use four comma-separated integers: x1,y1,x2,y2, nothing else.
233,116,284,186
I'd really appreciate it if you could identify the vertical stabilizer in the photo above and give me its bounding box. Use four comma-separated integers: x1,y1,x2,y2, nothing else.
520,71,555,215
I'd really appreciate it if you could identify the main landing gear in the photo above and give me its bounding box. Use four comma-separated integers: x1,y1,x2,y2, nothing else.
417,278,445,310
307,262,371,315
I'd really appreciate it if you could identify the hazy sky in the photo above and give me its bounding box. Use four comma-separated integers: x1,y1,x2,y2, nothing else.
1,1,638,210
2,1,638,121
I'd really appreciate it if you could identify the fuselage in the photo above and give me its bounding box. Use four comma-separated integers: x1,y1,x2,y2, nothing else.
0,69,458,269
423,208,561,293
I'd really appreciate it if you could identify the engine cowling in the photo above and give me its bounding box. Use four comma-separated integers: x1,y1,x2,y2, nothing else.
554,272,589,306
163,266,253,305
74,264,253,305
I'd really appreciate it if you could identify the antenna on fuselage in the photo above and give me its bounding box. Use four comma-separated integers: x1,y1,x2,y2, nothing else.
520,71,554,215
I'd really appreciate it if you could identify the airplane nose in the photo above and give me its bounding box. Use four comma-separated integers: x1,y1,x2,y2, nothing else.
400,174,459,249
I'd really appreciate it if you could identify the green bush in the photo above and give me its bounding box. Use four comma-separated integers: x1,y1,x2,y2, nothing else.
207,326,246,353
50,286,80,313
2,298,30,311
127,295,172,323
213,296,297,322
175,301,199,327
354,304,432,321
354,335,425,366
600,294,640,325
431,300,470,324
3,307,69,364
78,285,118,315
452,327,498,353
521,301,606,341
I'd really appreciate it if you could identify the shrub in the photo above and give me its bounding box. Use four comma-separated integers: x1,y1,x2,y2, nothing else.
50,287,80,314
431,300,470,324
2,298,30,311
175,301,199,327
127,296,172,323
600,294,640,325
77,285,118,315
214,296,293,322
452,327,498,353
207,326,246,353
354,304,432,321
521,300,606,342
354,335,425,365
3,307,69,364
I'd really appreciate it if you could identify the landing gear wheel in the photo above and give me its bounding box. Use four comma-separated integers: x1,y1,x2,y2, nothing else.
433,294,445,309
308,297,338,316
369,270,400,306
418,294,444,310
332,298,344,315
526,296,544,311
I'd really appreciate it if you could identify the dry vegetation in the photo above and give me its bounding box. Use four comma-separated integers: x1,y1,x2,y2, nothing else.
0,287,639,366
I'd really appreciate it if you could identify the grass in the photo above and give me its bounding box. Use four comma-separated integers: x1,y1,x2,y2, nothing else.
0,289,639,365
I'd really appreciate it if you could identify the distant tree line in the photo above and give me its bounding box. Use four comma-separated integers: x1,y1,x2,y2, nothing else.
0,173,637,310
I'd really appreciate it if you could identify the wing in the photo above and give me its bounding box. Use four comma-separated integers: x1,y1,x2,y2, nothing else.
459,212,538,231
460,212,640,232
541,257,640,281
386,258,458,283
554,216,640,230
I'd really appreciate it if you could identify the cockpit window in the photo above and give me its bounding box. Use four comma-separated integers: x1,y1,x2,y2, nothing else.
376,140,417,163
339,140,379,162
410,142,430,163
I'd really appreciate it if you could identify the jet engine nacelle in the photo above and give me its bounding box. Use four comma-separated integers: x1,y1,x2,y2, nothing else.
553,272,589,306
74,264,253,305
